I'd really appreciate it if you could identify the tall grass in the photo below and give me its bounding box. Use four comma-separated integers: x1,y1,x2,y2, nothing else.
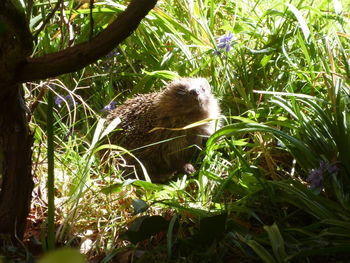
24,0,350,261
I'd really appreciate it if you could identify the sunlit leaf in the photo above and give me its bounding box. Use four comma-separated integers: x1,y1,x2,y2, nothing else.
287,4,310,43
38,248,85,263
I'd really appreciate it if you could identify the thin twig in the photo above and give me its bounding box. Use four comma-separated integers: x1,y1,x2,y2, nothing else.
33,0,63,41
89,0,94,40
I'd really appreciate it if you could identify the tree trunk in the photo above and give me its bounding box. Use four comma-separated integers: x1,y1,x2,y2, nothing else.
0,0,157,244
0,85,33,240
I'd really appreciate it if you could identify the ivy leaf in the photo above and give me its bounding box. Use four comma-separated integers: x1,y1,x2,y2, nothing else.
122,215,169,244
132,199,149,214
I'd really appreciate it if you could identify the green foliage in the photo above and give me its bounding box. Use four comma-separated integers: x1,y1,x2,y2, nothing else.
38,248,85,263
24,0,350,261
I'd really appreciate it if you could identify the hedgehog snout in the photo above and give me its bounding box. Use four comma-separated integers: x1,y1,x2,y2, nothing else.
189,89,200,96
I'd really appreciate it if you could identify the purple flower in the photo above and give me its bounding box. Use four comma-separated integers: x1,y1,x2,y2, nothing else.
318,160,339,175
101,101,117,112
54,94,78,108
307,167,324,190
215,32,235,54
307,161,339,193
326,163,339,174
54,96,64,107
106,51,120,58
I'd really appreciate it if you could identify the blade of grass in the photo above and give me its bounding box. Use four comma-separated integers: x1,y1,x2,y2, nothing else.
47,89,55,250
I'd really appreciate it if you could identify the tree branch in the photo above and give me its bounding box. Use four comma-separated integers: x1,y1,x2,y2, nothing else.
0,0,33,88
17,0,158,83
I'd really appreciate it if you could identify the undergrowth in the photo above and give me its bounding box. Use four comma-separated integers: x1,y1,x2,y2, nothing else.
12,0,350,262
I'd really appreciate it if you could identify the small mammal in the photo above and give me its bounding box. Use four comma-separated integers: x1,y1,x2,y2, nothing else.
107,77,220,182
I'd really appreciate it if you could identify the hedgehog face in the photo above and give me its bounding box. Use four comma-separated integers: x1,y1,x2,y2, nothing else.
169,78,212,109
188,78,212,105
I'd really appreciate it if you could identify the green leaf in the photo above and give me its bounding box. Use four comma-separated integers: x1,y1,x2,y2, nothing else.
90,118,106,150
264,223,288,262
132,180,164,191
143,70,180,80
287,4,310,43
260,54,272,67
122,216,169,244
167,214,178,259
247,240,277,263
271,180,343,219
38,248,85,263
132,199,149,214
100,183,124,195
207,122,316,169
100,117,121,140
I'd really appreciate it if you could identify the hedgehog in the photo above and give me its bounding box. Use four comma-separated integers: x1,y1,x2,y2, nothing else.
106,77,220,182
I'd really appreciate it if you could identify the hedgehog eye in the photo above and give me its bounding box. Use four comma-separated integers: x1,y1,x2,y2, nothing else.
175,85,187,95
200,85,207,92
176,89,186,95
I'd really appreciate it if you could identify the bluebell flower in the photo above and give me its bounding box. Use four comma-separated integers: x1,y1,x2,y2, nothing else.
101,101,117,112
307,167,324,191
318,160,339,175
106,51,120,58
326,162,339,174
307,160,339,193
54,96,64,107
214,32,235,55
54,94,78,108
